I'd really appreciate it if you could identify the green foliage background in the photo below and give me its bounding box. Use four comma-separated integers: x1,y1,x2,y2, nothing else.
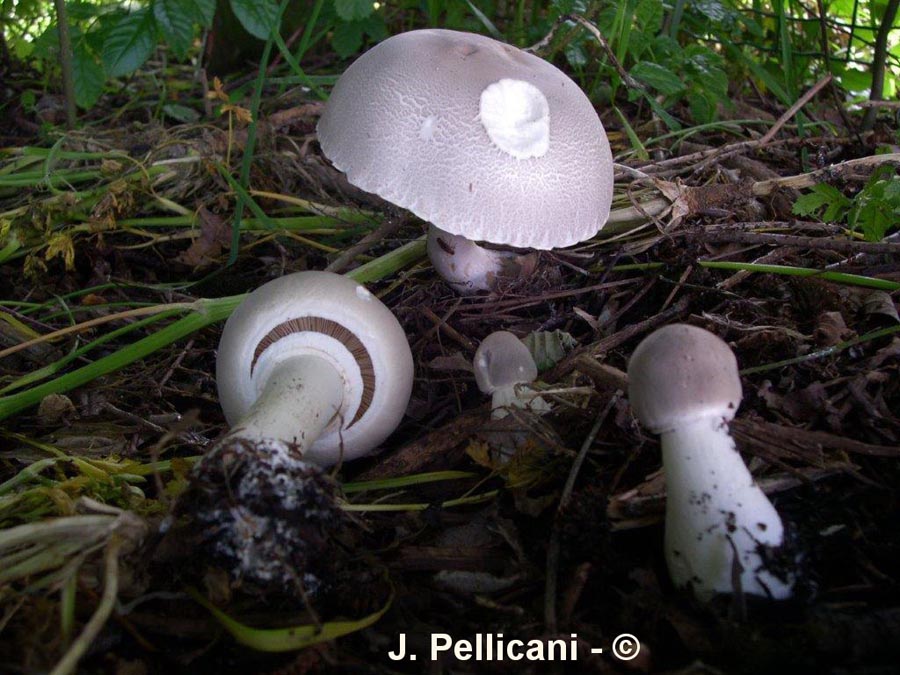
1,0,898,117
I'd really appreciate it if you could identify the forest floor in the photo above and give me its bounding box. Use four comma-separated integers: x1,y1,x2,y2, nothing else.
0,52,899,675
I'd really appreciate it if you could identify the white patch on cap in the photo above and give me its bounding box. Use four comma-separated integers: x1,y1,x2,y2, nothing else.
419,115,437,141
479,78,550,160
355,285,373,300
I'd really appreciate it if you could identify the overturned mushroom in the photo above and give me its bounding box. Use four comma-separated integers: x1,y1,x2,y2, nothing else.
627,323,795,601
188,271,413,592
317,29,614,293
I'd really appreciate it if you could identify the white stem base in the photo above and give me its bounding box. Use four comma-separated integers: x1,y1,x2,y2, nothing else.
426,225,536,294
662,416,794,600
228,355,344,460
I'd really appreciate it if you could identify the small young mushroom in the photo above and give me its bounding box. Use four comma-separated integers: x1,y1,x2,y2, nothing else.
188,271,413,592
473,331,547,419
627,324,795,601
317,29,614,293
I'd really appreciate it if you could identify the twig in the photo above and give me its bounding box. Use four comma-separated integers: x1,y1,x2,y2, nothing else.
421,306,477,353
857,100,900,109
528,14,647,93
740,324,900,376
545,392,620,633
699,229,900,255
752,152,900,195
324,216,405,274
758,74,833,146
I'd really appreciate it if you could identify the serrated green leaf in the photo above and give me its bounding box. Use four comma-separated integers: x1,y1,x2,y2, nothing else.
230,0,280,40
631,61,685,96
72,42,105,109
153,0,194,59
334,0,374,22
102,8,156,78
791,191,830,217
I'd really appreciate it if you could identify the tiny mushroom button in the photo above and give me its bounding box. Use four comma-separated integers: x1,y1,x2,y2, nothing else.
474,330,547,419
627,323,796,601
317,29,614,293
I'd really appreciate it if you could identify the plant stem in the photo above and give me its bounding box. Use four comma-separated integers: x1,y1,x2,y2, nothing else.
53,0,77,128
862,0,900,131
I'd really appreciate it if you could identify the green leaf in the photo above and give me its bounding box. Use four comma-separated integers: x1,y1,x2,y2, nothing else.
334,0,374,22
793,184,851,222
186,0,216,26
153,0,194,59
72,42,106,109
162,103,201,123
792,191,831,217
229,0,280,40
635,0,663,31
836,66,871,93
631,61,685,96
687,91,716,124
102,8,157,78
331,15,386,58
564,43,588,67
331,20,365,58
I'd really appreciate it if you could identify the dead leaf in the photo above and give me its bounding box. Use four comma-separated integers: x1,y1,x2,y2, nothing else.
176,208,230,268
815,311,853,346
862,290,900,323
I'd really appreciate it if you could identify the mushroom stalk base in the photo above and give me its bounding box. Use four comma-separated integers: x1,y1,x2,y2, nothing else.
427,224,538,294
662,416,794,601
228,355,344,457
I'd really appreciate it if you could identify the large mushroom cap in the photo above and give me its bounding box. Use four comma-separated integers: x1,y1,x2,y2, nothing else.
216,271,414,463
317,29,614,250
627,324,742,434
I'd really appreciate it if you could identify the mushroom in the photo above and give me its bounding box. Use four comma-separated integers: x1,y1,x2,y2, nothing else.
474,331,548,419
188,271,414,592
627,324,795,601
317,29,614,293
215,270,414,466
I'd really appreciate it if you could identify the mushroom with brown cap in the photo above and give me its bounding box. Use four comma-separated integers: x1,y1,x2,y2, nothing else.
627,323,795,601
317,29,614,293
188,271,414,592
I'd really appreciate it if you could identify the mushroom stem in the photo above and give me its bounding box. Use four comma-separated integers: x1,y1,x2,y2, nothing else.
661,415,792,601
427,224,537,294
226,355,344,457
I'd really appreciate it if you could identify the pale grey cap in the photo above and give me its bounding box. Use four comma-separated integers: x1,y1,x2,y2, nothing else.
317,29,614,250
473,331,538,393
627,324,742,434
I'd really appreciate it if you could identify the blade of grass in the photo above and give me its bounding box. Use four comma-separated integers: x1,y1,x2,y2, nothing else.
187,586,392,652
